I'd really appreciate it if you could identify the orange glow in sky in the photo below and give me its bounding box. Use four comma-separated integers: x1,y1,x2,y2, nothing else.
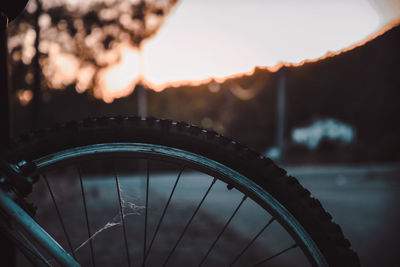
97,46,140,103
97,0,400,97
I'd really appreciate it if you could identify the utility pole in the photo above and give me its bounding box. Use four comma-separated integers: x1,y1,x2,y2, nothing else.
32,0,42,128
137,45,147,176
0,14,10,145
137,45,147,118
137,85,147,118
276,67,287,163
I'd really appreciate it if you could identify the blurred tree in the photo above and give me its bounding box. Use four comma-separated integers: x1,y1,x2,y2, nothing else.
8,0,179,123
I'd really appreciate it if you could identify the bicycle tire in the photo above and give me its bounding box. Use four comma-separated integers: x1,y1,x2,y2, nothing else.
2,116,360,267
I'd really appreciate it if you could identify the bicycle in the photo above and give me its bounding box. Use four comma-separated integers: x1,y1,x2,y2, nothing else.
0,1,360,266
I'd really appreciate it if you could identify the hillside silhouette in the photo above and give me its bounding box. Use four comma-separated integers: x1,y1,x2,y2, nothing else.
13,24,400,163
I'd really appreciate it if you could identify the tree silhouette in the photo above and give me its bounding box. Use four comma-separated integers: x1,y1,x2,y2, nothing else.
8,0,178,117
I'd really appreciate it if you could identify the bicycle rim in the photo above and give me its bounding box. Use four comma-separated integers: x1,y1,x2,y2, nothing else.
8,142,324,267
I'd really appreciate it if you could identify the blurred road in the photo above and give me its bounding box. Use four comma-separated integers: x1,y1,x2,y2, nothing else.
21,163,399,266
129,164,400,266
286,164,400,267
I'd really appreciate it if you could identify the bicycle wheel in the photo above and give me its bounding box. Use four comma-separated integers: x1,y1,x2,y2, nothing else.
2,116,359,267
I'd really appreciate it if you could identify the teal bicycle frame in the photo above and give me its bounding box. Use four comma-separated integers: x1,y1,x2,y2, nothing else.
0,189,79,266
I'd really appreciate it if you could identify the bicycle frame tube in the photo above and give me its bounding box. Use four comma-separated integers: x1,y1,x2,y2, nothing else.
0,189,80,267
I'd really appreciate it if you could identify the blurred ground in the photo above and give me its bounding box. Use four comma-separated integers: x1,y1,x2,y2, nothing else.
286,163,400,267
16,163,400,266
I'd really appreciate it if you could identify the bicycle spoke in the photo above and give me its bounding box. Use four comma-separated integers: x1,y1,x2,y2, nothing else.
198,195,247,267
142,160,150,267
43,174,76,260
252,243,298,267
114,167,132,267
163,177,217,267
78,167,96,267
229,217,275,267
144,167,185,260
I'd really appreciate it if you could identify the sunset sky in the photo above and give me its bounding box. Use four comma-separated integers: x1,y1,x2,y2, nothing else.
103,0,400,92
39,0,400,101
